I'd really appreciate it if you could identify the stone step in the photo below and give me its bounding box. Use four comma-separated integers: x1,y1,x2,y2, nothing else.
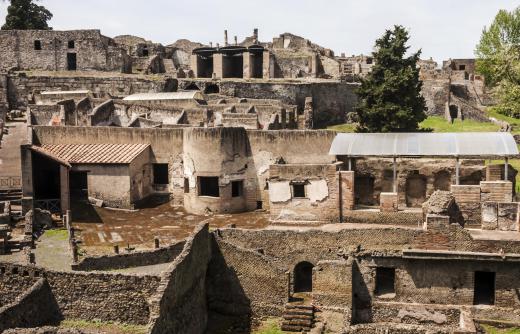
281,324,312,332
284,309,314,317
285,304,314,311
282,319,313,327
283,314,313,321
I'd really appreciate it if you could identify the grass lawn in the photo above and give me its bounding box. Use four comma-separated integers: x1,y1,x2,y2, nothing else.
327,116,501,133
252,318,285,334
59,319,147,334
487,109,520,134
481,324,520,334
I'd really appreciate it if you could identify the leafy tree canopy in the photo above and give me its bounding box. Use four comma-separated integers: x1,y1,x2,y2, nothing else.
356,25,427,132
2,0,53,30
476,7,520,117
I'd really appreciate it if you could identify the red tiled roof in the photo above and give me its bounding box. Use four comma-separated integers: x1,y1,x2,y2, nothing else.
38,144,149,164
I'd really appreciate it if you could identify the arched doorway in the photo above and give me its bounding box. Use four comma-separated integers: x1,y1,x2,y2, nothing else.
405,173,427,207
294,261,314,293
449,105,459,122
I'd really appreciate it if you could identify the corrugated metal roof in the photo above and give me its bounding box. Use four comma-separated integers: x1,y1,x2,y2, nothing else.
123,91,203,101
329,132,519,158
38,144,149,164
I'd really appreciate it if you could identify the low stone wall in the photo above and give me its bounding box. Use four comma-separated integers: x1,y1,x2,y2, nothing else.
343,210,422,226
148,223,212,334
0,262,160,325
71,240,185,271
370,302,461,328
0,278,60,332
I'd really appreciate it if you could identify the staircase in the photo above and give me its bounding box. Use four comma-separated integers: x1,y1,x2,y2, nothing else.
281,303,315,332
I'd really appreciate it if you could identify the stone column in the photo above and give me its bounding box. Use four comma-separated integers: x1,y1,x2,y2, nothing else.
243,52,251,79
20,145,34,215
263,51,272,79
60,165,70,213
213,53,223,79
190,54,199,78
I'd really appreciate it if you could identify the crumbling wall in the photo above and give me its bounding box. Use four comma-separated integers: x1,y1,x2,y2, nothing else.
88,99,114,125
72,240,185,271
0,278,60,332
148,223,212,334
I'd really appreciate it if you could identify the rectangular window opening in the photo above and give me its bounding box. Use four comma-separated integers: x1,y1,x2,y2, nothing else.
232,180,244,197
68,40,75,49
474,271,495,305
375,267,396,297
199,176,219,197
459,65,466,71
184,178,189,194
153,164,169,184
34,40,42,50
292,183,306,198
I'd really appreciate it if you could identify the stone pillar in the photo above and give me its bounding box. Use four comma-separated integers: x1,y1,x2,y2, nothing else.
243,52,252,79
21,145,34,215
339,171,355,221
311,53,319,78
60,165,70,214
481,202,498,230
303,97,314,129
213,53,223,79
224,30,228,47
190,54,199,78
380,192,398,212
263,51,272,79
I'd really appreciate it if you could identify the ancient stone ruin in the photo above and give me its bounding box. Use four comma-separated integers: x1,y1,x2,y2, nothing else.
0,25,518,334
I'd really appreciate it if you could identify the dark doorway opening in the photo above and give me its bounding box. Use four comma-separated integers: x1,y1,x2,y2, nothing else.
32,153,60,200
69,171,88,200
474,271,495,305
434,170,451,191
204,84,220,94
355,175,375,205
142,47,149,57
294,261,314,293
223,54,244,78
153,164,169,184
184,178,189,193
449,105,459,122
34,40,42,50
250,53,263,78
199,176,219,197
197,55,213,78
231,180,243,197
67,53,77,71
375,267,396,296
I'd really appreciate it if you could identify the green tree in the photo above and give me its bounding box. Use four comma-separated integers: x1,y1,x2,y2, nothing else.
2,0,53,30
475,7,520,117
356,25,426,133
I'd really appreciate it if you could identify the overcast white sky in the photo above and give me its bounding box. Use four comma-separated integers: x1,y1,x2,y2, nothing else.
1,0,519,61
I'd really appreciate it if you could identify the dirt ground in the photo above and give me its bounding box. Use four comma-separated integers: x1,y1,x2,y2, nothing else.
71,198,270,256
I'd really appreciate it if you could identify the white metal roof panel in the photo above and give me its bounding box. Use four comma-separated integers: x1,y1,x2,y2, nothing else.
329,132,519,157
123,91,203,101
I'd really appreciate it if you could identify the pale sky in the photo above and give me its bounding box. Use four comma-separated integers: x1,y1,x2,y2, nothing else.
1,0,519,62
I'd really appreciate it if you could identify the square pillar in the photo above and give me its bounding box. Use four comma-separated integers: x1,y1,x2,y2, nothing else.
263,50,273,79
190,54,199,78
339,171,355,219
380,192,398,212
20,145,34,215
243,51,252,79
213,53,223,79
60,165,70,214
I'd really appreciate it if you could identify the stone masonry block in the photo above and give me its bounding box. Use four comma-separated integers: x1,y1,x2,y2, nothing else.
380,192,398,213
424,214,450,231
497,202,519,231
480,181,513,203
450,185,481,203
481,202,498,230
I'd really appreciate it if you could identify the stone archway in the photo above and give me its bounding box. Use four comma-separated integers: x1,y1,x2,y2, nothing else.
294,261,314,293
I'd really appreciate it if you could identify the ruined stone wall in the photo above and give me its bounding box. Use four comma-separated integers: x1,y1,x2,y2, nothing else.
28,104,60,125
0,30,127,72
210,80,358,128
8,73,176,111
0,264,39,306
0,278,60,332
72,164,131,208
72,240,185,271
129,148,152,204
88,99,114,125
268,163,341,222
0,262,160,325
421,78,449,117
148,223,212,334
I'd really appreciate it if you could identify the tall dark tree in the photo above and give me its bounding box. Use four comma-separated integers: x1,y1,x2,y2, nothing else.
356,25,426,132
2,0,53,30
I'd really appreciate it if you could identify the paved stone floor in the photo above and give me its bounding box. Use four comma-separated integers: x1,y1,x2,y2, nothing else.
0,121,27,177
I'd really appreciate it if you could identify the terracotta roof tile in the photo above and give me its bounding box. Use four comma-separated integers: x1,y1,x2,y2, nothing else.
38,144,149,164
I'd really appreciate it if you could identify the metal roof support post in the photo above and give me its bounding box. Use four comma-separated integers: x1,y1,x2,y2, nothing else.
393,157,397,193
505,157,509,181
348,158,352,171
456,157,460,185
